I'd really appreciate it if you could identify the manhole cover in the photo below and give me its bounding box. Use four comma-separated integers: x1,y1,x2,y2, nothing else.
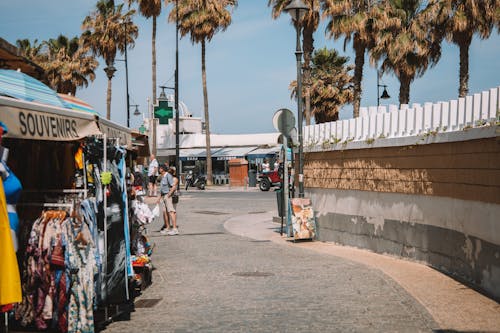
135,298,162,308
248,211,267,214
232,271,274,277
193,210,228,215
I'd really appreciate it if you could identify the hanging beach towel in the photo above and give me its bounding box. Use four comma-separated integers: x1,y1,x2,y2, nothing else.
0,177,21,306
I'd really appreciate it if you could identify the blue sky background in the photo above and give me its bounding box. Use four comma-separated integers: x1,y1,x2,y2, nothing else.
1,0,499,134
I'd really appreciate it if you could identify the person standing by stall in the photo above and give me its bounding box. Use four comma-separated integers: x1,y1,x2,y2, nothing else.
158,165,179,235
158,164,171,234
147,154,159,197
158,165,179,236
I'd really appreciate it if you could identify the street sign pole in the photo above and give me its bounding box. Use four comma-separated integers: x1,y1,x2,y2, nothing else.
282,133,289,237
273,108,295,237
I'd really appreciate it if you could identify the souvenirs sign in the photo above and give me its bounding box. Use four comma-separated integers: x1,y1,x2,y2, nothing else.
1,98,100,141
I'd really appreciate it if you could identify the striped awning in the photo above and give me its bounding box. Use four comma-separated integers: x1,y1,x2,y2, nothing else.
0,69,69,108
247,146,280,158
58,93,97,114
211,146,259,160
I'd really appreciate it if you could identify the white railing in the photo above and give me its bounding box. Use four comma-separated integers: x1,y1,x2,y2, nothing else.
304,86,500,150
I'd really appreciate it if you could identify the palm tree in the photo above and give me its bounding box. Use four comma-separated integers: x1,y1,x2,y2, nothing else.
16,39,43,60
268,0,321,126
168,0,237,185
310,48,354,123
436,0,499,97
369,0,442,105
290,47,354,123
322,0,379,118
128,0,162,102
82,0,138,120
16,37,97,94
42,35,98,95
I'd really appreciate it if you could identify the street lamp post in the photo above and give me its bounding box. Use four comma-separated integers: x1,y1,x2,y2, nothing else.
285,0,309,198
123,21,130,128
175,0,180,177
377,69,390,107
116,19,131,127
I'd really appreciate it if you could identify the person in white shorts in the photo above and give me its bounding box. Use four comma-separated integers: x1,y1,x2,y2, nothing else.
158,165,179,235
147,154,159,196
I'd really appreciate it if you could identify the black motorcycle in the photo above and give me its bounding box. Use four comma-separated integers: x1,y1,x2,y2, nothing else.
184,170,206,190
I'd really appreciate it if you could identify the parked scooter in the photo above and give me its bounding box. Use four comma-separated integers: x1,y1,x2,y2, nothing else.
184,170,206,190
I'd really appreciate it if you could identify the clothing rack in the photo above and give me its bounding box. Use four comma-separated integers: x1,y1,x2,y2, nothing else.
95,134,134,329
22,189,88,194
16,202,74,208
42,203,74,208
21,189,88,202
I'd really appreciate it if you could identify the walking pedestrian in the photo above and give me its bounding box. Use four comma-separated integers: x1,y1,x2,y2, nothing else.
157,165,179,235
147,154,159,196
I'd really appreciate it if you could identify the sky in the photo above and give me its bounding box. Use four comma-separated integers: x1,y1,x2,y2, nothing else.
1,1,499,134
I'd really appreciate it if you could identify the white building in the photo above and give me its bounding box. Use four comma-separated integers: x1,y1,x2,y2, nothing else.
146,95,282,182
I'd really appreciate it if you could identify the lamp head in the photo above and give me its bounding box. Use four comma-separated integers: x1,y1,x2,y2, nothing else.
103,66,117,79
159,85,167,99
133,105,141,116
284,0,309,22
380,86,390,99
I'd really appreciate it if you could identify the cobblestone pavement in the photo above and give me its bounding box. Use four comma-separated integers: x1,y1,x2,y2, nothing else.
102,190,440,333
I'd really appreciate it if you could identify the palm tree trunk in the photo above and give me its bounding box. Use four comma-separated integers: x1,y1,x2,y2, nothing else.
303,23,314,125
352,35,366,118
152,16,157,102
458,36,471,98
398,73,411,105
106,77,112,120
201,40,212,186
304,75,311,125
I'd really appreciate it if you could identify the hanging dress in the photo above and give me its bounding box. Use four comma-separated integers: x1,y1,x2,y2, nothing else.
63,217,96,333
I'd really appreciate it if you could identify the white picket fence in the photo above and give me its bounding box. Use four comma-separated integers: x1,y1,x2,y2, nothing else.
304,86,500,150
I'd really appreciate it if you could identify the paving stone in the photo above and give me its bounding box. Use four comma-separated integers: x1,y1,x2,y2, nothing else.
102,192,438,332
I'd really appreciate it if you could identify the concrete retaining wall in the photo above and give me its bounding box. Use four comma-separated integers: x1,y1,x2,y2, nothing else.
304,136,500,300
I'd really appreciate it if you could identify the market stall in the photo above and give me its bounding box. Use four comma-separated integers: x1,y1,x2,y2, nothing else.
0,88,152,332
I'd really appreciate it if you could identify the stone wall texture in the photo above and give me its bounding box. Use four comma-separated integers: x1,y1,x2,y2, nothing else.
304,137,500,301
304,137,500,204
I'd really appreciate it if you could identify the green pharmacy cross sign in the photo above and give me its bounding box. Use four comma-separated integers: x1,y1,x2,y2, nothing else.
154,100,174,124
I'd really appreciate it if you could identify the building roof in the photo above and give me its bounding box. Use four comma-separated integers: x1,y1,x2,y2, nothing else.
0,37,47,83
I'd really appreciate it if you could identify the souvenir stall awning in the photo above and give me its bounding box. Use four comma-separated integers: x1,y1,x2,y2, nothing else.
131,131,150,157
0,69,69,108
58,93,97,114
211,146,259,161
0,95,101,141
97,117,132,148
247,146,280,159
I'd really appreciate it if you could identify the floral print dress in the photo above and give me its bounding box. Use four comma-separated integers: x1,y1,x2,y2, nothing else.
63,217,96,333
